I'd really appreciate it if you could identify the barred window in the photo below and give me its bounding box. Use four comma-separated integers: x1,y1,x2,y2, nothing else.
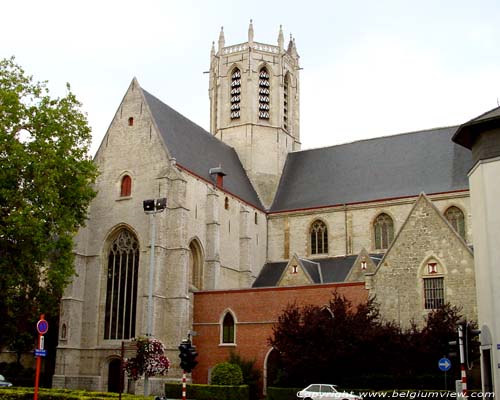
258,67,270,120
310,220,328,255
424,277,444,309
104,229,139,340
445,206,466,240
222,312,235,344
230,68,241,119
374,213,394,250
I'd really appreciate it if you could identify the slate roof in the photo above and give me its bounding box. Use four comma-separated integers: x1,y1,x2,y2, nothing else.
252,255,362,288
142,89,264,209
271,127,473,212
453,105,500,149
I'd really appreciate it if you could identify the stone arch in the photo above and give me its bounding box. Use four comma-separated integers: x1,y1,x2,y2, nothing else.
188,237,204,290
263,348,282,394
107,357,122,393
101,226,140,341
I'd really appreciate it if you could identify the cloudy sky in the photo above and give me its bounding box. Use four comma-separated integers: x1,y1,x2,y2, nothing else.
2,0,500,156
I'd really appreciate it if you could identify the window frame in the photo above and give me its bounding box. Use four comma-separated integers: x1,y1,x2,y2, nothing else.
423,276,445,310
310,220,328,255
220,311,236,345
373,213,394,250
444,206,466,240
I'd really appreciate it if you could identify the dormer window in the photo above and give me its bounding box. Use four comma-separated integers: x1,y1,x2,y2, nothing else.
258,67,270,120
230,68,241,119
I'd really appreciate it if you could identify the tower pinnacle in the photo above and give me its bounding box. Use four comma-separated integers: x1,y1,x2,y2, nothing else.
278,25,284,51
248,19,254,44
218,26,225,50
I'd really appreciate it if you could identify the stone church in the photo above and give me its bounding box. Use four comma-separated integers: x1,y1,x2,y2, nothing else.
53,23,483,393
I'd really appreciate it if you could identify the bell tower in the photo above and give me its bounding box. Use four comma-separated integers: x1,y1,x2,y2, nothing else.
208,21,300,208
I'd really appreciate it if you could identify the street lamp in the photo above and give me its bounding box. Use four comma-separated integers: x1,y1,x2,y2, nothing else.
142,197,167,396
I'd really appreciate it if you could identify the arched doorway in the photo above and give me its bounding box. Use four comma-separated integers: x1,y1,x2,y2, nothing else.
107,358,122,393
264,348,283,394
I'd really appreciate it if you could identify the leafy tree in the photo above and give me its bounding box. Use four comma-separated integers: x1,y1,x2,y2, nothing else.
0,57,97,359
269,292,469,389
229,352,260,400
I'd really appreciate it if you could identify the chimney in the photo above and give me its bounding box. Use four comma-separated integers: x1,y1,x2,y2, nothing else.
209,166,227,188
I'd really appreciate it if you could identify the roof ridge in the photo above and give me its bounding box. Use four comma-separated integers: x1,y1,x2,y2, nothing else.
466,104,500,124
295,125,459,154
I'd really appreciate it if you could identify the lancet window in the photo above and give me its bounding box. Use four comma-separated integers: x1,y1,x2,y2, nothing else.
258,67,270,119
230,68,241,119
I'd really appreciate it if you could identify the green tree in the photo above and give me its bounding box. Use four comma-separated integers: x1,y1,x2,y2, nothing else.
0,57,97,359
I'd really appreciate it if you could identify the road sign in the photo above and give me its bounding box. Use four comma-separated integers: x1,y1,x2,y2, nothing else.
34,349,47,357
37,319,49,335
439,357,451,372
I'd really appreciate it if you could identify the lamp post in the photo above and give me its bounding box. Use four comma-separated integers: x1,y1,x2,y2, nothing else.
142,197,167,396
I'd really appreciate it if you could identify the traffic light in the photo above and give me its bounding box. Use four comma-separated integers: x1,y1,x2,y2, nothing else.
465,323,481,368
178,340,198,373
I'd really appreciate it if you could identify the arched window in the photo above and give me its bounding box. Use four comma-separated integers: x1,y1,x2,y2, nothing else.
104,229,139,340
310,220,328,255
258,67,270,120
120,175,132,197
373,213,394,250
445,206,465,239
222,312,235,344
230,68,241,119
283,73,290,130
189,240,203,290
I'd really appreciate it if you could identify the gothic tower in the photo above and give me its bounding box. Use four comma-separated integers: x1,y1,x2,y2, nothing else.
208,21,300,208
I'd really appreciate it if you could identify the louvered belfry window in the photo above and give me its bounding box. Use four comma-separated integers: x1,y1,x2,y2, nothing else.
230,68,241,119
283,73,289,130
258,67,270,119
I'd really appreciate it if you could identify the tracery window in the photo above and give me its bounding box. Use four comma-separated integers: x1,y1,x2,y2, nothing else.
423,277,444,309
310,220,328,255
189,240,203,290
222,312,235,344
230,68,241,119
104,229,139,340
445,206,466,240
258,67,270,120
374,213,394,250
120,175,132,197
283,73,289,130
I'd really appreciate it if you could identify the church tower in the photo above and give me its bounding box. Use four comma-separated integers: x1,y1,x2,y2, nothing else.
209,21,300,208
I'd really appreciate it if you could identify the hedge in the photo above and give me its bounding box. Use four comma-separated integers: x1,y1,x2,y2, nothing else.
165,382,249,400
266,386,302,400
0,387,150,400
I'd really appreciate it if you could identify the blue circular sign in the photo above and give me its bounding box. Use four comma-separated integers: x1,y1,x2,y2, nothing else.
438,357,451,372
37,319,49,335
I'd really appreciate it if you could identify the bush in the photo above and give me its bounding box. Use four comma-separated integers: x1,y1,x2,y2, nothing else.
210,362,243,385
266,386,301,400
228,352,260,400
165,382,249,400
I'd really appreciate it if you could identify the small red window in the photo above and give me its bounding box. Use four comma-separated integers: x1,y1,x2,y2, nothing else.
120,175,132,197
128,117,134,126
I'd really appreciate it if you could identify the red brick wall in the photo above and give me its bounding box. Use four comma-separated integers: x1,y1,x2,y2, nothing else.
191,282,368,391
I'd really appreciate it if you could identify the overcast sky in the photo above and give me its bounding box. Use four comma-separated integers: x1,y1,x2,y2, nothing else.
2,0,500,156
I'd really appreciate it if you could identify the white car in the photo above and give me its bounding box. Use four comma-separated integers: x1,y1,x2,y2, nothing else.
0,374,12,387
297,384,362,400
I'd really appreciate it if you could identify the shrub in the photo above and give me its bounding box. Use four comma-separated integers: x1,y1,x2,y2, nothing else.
165,382,249,400
210,362,243,385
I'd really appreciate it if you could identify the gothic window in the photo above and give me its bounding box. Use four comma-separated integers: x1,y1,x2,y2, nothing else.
230,68,241,119
310,220,328,255
104,229,139,340
222,312,235,344
374,213,394,250
445,206,466,240
423,277,444,309
120,175,132,197
283,73,290,130
258,67,270,120
189,240,203,290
